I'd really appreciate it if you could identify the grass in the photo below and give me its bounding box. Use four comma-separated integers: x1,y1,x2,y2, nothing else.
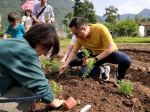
60,37,150,46
114,37,150,43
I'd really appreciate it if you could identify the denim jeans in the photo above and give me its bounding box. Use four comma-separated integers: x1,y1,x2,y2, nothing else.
79,51,131,80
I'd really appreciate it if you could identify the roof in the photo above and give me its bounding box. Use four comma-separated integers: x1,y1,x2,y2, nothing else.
138,21,150,26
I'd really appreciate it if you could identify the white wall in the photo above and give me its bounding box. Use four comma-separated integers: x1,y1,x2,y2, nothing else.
139,26,145,37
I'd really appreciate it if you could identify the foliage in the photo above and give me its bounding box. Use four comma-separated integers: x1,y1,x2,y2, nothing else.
82,59,96,78
134,14,142,24
140,18,150,22
72,0,97,24
82,48,91,58
49,58,60,73
63,68,71,74
103,5,120,25
49,80,63,97
41,59,51,69
114,19,138,37
118,80,134,96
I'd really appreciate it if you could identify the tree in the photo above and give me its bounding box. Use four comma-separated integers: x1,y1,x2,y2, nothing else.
72,0,97,23
103,5,120,25
65,12,73,21
134,14,142,24
115,19,138,37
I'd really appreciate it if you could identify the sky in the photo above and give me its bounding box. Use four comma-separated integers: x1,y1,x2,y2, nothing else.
83,0,150,16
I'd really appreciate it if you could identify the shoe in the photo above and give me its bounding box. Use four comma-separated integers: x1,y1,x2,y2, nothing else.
114,73,123,83
101,66,110,81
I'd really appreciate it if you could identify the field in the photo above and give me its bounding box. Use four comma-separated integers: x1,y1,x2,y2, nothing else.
28,43,150,112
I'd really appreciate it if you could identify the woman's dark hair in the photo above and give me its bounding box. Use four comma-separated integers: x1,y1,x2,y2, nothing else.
24,10,31,17
8,11,20,22
69,17,87,30
24,23,60,58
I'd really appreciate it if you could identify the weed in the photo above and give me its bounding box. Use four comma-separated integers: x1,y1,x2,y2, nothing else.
49,80,63,97
118,80,134,96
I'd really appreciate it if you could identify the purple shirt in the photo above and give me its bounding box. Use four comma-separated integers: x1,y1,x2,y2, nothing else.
31,2,55,23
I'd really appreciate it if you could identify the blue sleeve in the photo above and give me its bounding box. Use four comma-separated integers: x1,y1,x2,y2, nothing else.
21,24,26,35
9,54,54,103
4,25,11,35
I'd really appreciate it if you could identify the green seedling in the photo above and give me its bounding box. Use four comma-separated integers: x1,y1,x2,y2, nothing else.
50,58,60,73
82,58,96,78
49,80,63,97
41,59,51,69
64,68,71,74
82,48,91,58
118,80,134,96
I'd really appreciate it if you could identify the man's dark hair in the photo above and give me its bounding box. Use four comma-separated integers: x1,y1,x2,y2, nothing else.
24,23,60,58
69,17,87,30
8,11,20,22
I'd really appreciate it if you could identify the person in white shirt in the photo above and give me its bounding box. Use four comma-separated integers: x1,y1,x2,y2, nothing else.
61,35,84,67
22,8,32,32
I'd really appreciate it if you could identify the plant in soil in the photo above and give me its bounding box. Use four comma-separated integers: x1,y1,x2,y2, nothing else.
49,80,63,97
49,58,60,73
118,80,134,96
41,59,51,69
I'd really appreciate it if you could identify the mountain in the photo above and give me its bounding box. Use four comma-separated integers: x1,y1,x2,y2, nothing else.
138,8,150,18
97,8,150,22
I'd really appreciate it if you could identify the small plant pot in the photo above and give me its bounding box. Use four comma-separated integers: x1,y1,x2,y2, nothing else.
64,96,77,110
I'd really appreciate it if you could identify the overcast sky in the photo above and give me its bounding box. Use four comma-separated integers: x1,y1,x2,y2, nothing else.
86,0,150,16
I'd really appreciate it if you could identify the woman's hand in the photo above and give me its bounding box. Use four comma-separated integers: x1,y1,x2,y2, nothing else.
59,64,68,74
49,99,65,108
60,58,66,65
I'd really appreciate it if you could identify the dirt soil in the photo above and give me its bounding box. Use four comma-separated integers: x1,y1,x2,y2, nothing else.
28,43,150,112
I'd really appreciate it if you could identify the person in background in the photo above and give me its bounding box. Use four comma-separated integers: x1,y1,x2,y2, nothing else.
59,17,131,81
3,11,26,39
0,23,65,112
22,8,32,32
61,35,111,81
31,0,55,24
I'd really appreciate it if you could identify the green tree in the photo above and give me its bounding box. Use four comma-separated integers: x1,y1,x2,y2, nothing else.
134,14,142,24
115,19,138,37
103,5,120,25
65,12,73,21
72,0,97,23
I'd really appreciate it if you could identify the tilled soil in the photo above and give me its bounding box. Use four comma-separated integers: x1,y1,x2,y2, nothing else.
28,43,150,112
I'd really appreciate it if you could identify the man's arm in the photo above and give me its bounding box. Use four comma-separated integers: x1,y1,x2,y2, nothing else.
31,4,41,23
95,41,114,60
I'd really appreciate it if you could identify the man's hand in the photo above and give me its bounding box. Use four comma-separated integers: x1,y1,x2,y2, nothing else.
49,99,65,108
59,64,68,74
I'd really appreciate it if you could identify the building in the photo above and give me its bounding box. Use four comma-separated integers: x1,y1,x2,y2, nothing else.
138,21,150,37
